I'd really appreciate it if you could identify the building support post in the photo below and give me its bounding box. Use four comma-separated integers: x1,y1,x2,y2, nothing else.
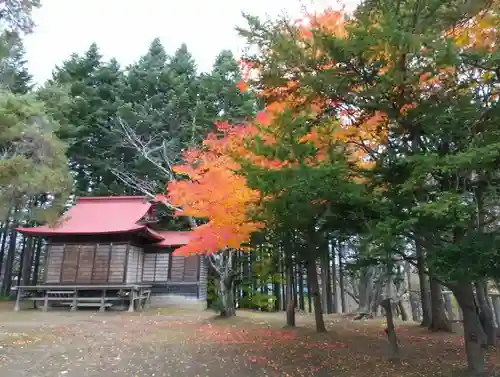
70,290,78,312
99,289,106,312
43,289,49,312
14,287,22,312
128,288,136,312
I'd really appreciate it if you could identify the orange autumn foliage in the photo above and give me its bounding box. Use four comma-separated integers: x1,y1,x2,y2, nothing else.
446,3,499,51
165,7,383,254
166,123,264,256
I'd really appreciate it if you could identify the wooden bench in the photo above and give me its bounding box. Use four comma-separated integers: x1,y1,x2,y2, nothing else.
60,301,113,309
14,285,153,312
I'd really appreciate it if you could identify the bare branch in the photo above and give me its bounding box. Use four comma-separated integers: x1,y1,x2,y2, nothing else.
116,117,175,181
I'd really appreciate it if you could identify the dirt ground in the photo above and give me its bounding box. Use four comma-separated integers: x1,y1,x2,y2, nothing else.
0,302,498,377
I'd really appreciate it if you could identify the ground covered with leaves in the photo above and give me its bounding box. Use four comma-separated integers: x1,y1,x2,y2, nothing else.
0,303,498,377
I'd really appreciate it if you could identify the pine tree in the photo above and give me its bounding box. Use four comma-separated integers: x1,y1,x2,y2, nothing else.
0,0,41,36
199,50,257,124
49,43,126,195
0,35,33,94
0,90,72,220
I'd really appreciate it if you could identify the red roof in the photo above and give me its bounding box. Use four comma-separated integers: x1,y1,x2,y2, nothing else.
154,231,192,247
17,196,192,246
17,196,155,236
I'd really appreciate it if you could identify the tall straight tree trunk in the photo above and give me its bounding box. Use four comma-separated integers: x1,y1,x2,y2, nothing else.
1,223,18,296
21,236,34,285
280,250,286,311
298,263,305,310
285,251,295,326
0,208,12,280
274,252,282,311
306,254,326,332
429,276,452,332
406,262,420,321
32,238,42,285
415,238,432,326
16,235,26,285
307,283,312,313
323,251,334,314
330,240,338,313
338,242,346,313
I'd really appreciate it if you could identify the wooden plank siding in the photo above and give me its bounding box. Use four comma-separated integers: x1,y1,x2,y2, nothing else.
42,242,208,309
61,244,79,283
141,252,169,282
137,249,144,283
76,244,95,283
44,242,129,284
126,245,144,283
169,256,185,281
142,253,156,281
183,255,199,282
155,253,169,280
45,244,63,283
108,244,127,283
91,244,110,283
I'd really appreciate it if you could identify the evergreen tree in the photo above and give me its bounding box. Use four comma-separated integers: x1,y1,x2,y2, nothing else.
199,50,258,124
49,43,126,195
0,90,72,221
0,36,33,94
0,0,41,36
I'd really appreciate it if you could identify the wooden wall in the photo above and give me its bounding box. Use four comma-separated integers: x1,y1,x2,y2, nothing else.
44,242,128,284
141,252,200,283
125,245,144,283
43,243,208,299
142,253,169,282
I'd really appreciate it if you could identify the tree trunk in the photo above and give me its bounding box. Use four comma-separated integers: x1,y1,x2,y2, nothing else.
398,301,409,321
32,238,42,285
355,266,379,319
0,211,11,281
330,242,338,313
381,298,400,360
452,282,488,376
298,263,305,310
406,263,420,321
306,255,326,332
415,238,432,326
218,277,236,317
285,263,295,326
474,281,496,345
280,253,286,311
324,254,334,314
285,248,295,326
338,243,346,313
1,225,17,296
209,251,236,318
17,235,26,285
429,277,452,332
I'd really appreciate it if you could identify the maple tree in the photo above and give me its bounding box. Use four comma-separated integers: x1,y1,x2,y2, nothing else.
165,121,266,317
166,121,264,256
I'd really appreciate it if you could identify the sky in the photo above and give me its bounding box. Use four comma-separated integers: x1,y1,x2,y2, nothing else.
24,0,359,84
